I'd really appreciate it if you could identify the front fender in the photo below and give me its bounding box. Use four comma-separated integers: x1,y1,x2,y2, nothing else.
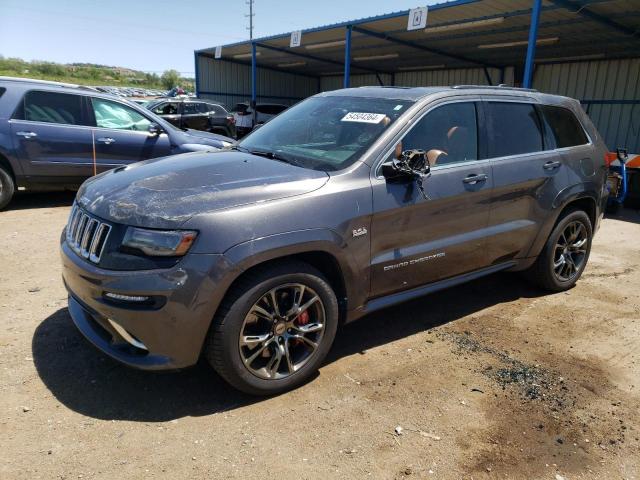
223,228,367,314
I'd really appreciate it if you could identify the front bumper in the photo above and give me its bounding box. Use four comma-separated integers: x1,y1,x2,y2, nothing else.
61,239,240,370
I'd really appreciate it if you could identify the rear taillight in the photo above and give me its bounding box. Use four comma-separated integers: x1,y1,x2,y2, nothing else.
227,115,235,125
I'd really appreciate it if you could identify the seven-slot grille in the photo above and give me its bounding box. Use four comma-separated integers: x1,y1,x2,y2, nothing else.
65,205,112,263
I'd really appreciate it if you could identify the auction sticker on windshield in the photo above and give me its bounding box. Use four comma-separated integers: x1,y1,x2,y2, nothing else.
341,112,387,124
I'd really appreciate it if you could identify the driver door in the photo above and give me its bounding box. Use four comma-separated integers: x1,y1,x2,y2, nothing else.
369,100,494,298
89,97,171,171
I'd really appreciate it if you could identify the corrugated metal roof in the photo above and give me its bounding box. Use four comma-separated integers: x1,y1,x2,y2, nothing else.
197,0,640,76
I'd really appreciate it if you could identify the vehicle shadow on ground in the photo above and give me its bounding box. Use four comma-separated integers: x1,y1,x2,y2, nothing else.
5,191,75,211
32,273,546,422
605,206,640,225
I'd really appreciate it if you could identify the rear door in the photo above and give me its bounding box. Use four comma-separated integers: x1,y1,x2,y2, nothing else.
483,99,566,264
9,90,95,183
370,100,494,298
89,97,171,171
181,101,210,131
148,101,181,127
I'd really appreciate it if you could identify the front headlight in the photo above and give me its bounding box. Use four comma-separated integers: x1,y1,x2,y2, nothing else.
122,227,197,257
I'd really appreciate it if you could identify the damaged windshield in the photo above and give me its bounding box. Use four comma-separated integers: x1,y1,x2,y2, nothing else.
238,96,413,171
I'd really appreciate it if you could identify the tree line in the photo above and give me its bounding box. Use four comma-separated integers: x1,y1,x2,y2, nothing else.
0,56,194,90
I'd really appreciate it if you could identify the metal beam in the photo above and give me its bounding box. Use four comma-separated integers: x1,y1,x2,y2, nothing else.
193,51,201,97
344,25,352,88
251,42,257,109
549,0,640,38
352,25,501,69
255,41,385,75
483,67,493,86
523,0,542,89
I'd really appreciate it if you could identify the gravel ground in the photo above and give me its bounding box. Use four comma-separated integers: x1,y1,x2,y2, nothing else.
1,192,639,480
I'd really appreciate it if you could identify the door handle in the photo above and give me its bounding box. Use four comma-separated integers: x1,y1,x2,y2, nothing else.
462,173,488,185
97,137,115,145
543,160,561,170
16,131,37,139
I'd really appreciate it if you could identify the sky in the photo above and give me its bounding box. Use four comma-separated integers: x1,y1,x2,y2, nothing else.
0,0,437,75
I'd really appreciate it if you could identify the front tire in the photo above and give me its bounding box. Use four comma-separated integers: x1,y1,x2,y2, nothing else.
205,261,339,395
525,209,593,291
0,166,15,210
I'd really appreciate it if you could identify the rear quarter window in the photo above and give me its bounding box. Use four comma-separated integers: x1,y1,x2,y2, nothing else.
541,105,589,148
0,87,5,98
15,90,85,125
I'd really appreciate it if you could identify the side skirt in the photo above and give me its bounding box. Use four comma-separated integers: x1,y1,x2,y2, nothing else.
347,261,517,323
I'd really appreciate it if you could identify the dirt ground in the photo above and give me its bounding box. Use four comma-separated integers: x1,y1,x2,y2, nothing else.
1,192,639,480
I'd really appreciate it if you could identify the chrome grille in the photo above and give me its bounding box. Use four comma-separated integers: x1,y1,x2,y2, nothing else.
65,205,112,263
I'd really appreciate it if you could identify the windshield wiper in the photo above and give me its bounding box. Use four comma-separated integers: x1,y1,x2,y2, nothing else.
246,148,300,167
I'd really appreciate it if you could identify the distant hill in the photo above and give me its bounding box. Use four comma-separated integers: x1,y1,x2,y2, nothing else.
0,56,194,90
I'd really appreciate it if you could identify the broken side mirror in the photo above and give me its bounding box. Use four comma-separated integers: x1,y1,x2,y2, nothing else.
381,149,430,181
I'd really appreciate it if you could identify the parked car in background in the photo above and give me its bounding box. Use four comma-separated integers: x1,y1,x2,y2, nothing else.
231,102,288,138
146,98,236,138
0,77,234,209
60,85,607,395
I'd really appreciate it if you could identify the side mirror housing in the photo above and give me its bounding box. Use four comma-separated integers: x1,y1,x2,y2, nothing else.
381,149,430,181
148,123,163,136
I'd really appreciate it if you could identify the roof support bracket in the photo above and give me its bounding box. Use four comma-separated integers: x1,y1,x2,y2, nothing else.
548,0,640,38
351,25,500,69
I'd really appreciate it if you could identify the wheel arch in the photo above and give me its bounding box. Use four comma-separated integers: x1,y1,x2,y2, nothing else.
526,191,598,259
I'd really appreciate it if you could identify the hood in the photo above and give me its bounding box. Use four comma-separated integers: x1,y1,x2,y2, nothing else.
174,128,234,148
76,151,329,228
182,128,236,145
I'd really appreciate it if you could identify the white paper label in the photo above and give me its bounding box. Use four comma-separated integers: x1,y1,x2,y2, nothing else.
290,30,302,48
407,6,428,31
215,46,222,59
341,112,387,124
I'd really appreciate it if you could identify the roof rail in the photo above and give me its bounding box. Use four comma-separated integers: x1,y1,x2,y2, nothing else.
0,76,99,91
451,84,538,92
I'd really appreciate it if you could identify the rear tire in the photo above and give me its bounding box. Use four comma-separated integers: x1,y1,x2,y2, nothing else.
204,260,339,395
0,167,15,210
524,209,593,292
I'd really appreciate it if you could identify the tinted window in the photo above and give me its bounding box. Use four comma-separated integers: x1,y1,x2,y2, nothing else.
20,91,84,125
402,102,478,166
91,98,151,131
152,102,178,115
0,87,5,98
206,104,226,114
541,105,588,148
183,103,204,114
486,102,543,158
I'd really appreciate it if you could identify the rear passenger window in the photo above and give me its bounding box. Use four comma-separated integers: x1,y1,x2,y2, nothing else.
402,102,478,166
541,105,588,148
486,102,543,158
19,91,84,125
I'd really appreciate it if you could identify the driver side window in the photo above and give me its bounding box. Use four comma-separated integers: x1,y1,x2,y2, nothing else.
399,102,478,167
92,98,151,131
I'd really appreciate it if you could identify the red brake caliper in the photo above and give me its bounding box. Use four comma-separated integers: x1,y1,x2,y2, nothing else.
292,310,310,347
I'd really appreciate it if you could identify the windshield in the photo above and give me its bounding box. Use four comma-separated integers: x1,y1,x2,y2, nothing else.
238,96,413,171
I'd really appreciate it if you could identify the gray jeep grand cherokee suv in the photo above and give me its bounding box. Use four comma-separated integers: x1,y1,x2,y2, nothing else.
61,86,608,395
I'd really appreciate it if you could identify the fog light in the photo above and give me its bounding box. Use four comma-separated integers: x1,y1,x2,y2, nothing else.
104,292,150,303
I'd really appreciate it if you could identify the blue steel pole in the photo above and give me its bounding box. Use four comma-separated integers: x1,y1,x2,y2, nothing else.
344,25,352,89
523,0,542,89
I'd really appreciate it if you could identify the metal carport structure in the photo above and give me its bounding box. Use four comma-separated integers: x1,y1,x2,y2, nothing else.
195,0,640,151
